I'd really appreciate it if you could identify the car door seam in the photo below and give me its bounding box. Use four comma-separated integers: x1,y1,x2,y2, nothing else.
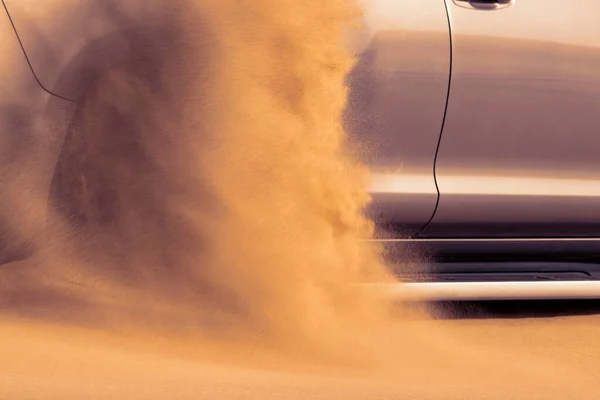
1,0,75,103
414,0,453,238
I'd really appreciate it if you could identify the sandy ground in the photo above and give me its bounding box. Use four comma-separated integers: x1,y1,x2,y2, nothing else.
1,304,600,400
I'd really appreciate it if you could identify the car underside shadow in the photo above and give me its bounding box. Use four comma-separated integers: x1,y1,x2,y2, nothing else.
427,299,600,319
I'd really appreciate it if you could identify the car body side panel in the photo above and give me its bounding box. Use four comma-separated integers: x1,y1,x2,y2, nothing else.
347,0,450,236
423,0,600,238
2,0,177,101
0,9,74,263
6,0,451,239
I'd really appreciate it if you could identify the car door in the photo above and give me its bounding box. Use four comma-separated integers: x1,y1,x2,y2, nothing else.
422,0,600,238
346,0,450,237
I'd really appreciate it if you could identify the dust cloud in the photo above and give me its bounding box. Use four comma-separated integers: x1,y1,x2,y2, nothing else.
1,0,600,399
3,0,395,354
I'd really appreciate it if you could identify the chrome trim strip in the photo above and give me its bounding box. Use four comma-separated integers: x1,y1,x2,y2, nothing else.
370,173,600,198
370,281,600,301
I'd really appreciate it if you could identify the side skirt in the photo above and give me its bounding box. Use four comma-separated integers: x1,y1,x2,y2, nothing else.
371,238,600,300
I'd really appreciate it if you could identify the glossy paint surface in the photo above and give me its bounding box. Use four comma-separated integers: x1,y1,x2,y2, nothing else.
423,0,600,237
347,0,450,235
4,0,600,242
6,0,451,237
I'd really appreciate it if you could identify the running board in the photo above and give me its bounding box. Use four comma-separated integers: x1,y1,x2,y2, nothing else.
371,281,600,301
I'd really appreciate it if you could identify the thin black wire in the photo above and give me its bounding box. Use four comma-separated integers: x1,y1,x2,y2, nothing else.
415,0,453,238
1,0,75,103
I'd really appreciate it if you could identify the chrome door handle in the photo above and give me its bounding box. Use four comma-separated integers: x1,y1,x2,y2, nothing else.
452,0,515,10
